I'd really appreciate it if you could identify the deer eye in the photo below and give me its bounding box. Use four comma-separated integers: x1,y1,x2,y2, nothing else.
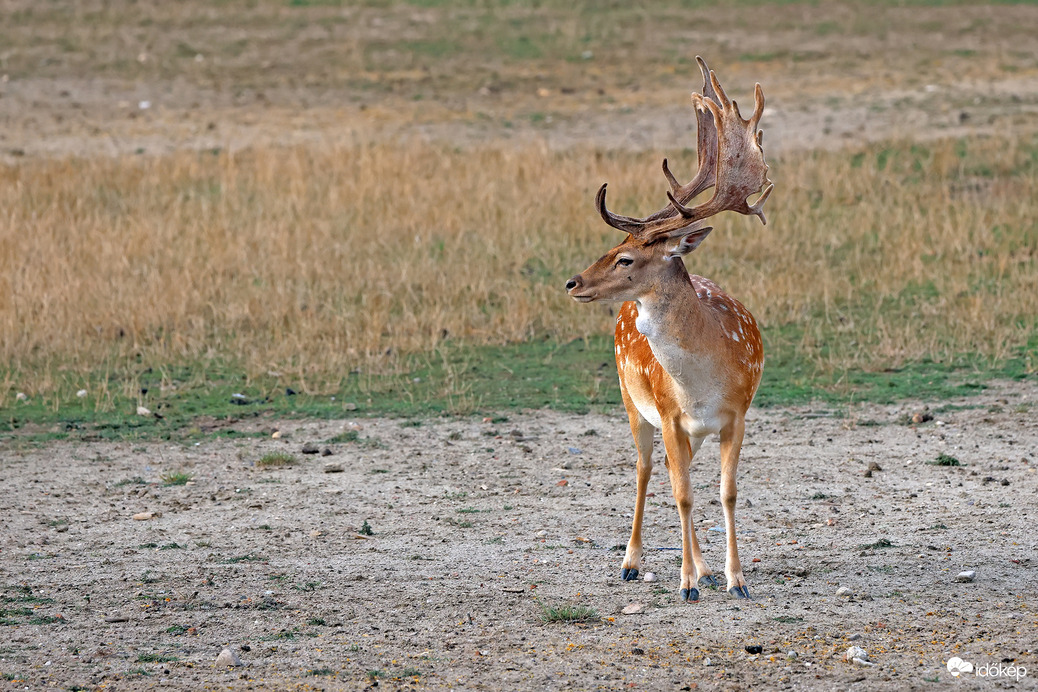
615,257,634,268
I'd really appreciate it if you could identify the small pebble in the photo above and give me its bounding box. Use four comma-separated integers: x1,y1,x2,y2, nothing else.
103,615,129,623
642,572,657,583
867,461,882,471
848,633,862,641
955,570,976,583
136,405,151,416
621,602,646,615
16,392,27,401
703,657,713,667
745,645,763,655
323,463,343,473
132,511,162,521
787,651,798,661
76,389,88,398
215,648,243,667
301,443,320,455
844,646,871,666
836,586,853,598
320,447,333,456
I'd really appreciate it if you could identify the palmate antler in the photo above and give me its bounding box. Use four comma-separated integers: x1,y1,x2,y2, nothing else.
595,56,774,241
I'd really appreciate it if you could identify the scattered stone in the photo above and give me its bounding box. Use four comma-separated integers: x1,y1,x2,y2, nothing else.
911,411,933,424
955,570,976,583
867,462,882,471
848,633,862,641
844,646,872,666
836,586,853,598
631,647,645,655
16,392,27,401
132,511,162,521
643,572,657,583
271,430,282,439
323,462,344,473
535,530,548,538
344,402,358,411
703,657,713,667
787,651,798,661
215,648,243,667
76,389,88,398
621,602,646,615
321,447,333,457
136,405,151,417
745,645,763,655
103,615,129,623
567,447,582,455
863,469,873,478
301,443,320,455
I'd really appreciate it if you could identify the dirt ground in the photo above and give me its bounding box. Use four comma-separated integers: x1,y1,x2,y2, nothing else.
1,381,1036,690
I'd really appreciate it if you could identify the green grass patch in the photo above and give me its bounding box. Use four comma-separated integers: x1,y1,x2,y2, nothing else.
859,538,896,550
257,451,296,467
220,553,263,564
136,653,179,663
929,453,962,466
160,470,192,486
539,603,600,623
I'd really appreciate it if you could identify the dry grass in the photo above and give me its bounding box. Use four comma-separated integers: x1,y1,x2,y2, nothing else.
1,133,1035,405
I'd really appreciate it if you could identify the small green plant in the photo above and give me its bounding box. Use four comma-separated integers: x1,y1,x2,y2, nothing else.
136,653,179,663
772,615,803,623
811,492,828,499
308,667,335,676
327,430,359,443
859,538,896,550
293,581,322,592
159,542,184,550
126,668,151,677
220,553,262,564
160,470,193,486
929,453,962,466
396,667,422,678
114,476,146,487
367,670,383,681
165,624,189,635
539,603,599,623
257,451,296,467
358,520,374,536
929,523,948,530
307,617,326,626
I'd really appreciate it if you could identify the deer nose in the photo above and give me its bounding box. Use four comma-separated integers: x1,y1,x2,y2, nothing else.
565,276,582,292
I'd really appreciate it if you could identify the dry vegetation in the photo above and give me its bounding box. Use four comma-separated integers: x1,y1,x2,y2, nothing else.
1,0,1037,409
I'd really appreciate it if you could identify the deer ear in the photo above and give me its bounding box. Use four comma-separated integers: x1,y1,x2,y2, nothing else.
666,226,713,258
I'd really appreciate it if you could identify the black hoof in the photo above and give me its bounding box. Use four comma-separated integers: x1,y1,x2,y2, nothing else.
620,568,639,582
728,585,751,599
680,588,700,602
698,574,719,588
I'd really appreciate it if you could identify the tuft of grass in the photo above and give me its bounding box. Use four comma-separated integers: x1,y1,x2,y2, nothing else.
160,470,192,486
308,667,336,677
929,453,962,466
539,603,600,624
859,538,896,550
257,452,296,467
135,653,179,663
358,520,374,536
220,553,263,564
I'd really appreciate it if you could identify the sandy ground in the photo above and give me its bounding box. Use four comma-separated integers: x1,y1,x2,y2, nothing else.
0,381,1036,690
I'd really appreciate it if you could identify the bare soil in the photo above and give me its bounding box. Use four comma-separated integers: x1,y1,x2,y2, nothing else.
1,381,1036,690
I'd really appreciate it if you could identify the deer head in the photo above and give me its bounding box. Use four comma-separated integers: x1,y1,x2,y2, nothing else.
566,57,773,304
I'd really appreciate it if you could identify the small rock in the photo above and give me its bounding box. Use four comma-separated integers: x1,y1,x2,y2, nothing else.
535,530,548,538
320,447,333,457
863,469,873,478
703,657,713,667
631,647,645,655
567,447,582,455
848,633,862,641
76,389,88,398
136,405,151,416
271,430,281,439
621,602,646,615
16,392,28,401
911,412,933,424
836,586,853,598
132,511,162,521
215,648,242,667
787,651,798,661
867,462,882,471
344,402,358,411
301,443,320,455
745,645,763,655
642,572,657,583
104,615,129,623
955,570,976,583
844,646,871,666
323,463,343,473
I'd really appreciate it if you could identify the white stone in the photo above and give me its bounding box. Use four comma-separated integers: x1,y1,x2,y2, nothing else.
216,648,242,667
621,602,646,615
836,586,853,597
642,572,657,583
955,570,976,583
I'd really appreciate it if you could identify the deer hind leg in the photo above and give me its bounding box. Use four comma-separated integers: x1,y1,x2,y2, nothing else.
720,416,750,599
661,421,709,602
620,396,655,582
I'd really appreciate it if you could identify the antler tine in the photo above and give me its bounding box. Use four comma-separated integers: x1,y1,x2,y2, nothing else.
748,82,765,132
595,184,651,235
662,158,681,194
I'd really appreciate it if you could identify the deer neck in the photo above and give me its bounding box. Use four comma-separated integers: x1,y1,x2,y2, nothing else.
633,262,712,384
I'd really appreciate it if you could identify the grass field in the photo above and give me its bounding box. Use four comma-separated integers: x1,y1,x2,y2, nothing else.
1,0,1037,436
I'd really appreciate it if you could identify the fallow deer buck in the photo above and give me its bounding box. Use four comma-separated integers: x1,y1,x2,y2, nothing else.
566,57,773,602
